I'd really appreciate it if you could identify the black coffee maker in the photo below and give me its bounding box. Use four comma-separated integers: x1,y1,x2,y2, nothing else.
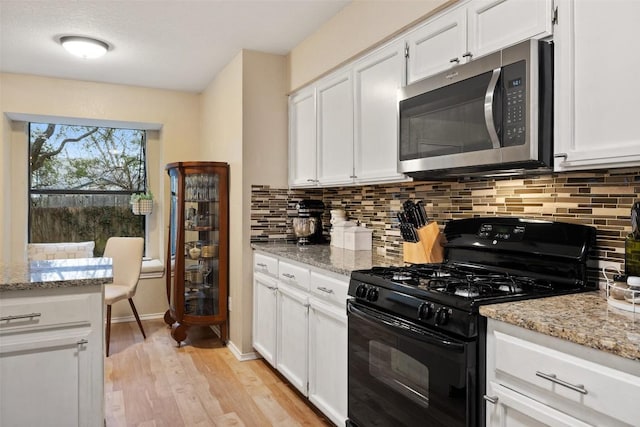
292,200,325,244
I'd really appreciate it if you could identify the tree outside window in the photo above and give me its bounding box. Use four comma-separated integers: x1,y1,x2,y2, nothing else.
29,123,147,256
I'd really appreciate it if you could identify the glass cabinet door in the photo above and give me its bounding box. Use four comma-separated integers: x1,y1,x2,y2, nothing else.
183,172,220,316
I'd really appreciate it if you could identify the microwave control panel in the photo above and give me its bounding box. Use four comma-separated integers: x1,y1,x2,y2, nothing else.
503,60,527,147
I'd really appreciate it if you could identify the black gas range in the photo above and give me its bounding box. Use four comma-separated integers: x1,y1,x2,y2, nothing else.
346,217,596,427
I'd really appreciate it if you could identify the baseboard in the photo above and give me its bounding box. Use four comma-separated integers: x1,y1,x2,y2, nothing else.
226,340,261,361
111,312,165,323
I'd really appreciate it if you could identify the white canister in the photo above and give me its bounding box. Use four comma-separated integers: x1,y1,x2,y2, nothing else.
330,220,356,248
344,224,373,251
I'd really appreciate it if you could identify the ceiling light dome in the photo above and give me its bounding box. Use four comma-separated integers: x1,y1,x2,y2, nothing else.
60,36,109,59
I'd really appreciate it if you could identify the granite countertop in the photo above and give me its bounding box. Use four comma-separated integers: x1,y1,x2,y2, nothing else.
0,257,113,293
480,291,640,362
252,242,402,276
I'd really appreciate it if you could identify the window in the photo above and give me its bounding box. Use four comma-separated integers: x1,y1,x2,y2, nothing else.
28,123,147,256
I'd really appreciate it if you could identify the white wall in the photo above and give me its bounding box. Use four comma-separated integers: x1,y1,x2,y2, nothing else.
200,50,287,356
287,0,454,91
0,72,201,319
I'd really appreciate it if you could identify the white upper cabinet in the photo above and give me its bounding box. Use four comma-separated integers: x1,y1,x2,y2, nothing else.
406,0,554,84
353,40,409,184
554,0,640,171
317,70,354,186
289,47,410,188
405,7,467,84
467,0,553,60
288,87,317,187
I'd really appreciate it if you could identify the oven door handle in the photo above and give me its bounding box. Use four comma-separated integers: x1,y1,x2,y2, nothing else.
347,301,466,352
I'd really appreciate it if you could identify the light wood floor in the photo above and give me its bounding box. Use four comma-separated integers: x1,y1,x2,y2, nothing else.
105,319,333,427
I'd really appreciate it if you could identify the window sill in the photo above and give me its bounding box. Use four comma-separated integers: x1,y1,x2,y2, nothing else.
141,258,164,279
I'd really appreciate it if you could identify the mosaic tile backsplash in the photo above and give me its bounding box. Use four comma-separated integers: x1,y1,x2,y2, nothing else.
251,168,640,283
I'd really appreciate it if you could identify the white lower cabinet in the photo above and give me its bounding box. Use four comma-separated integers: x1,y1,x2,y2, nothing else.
252,271,278,367
252,251,348,426
276,281,310,395
485,318,640,427
308,276,348,427
0,286,104,427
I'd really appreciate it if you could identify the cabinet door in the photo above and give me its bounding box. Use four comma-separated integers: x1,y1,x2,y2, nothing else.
486,382,591,427
405,6,467,84
467,0,553,60
0,333,93,427
277,282,309,395
316,70,354,186
554,0,640,171
308,297,347,427
252,272,278,367
353,41,409,184
289,87,317,187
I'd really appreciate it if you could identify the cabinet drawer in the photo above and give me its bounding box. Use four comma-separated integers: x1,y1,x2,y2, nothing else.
0,294,92,333
310,272,348,308
278,261,310,291
494,331,640,425
254,253,278,278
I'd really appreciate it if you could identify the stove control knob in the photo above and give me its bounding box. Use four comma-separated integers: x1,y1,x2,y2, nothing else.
417,302,434,320
435,307,451,326
355,284,368,298
366,287,379,302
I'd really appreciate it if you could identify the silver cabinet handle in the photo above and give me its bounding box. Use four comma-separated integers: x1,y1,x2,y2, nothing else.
77,339,88,346
267,285,277,291
536,371,588,395
554,153,568,160
462,51,473,58
317,286,334,294
484,68,502,150
349,175,357,179
282,273,295,279
450,57,460,63
1,312,42,321
256,262,267,268
483,395,499,405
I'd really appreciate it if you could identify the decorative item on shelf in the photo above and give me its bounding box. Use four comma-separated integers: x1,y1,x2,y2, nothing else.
130,191,153,215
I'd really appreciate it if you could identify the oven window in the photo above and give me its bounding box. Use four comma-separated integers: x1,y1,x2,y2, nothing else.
370,341,430,408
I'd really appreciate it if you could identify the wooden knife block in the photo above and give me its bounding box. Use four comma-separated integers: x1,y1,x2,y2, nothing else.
403,222,445,264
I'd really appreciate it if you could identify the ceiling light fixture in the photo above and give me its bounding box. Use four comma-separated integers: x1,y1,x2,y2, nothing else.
60,36,109,59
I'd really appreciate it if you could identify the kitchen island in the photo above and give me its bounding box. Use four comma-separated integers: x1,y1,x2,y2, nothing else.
0,257,111,427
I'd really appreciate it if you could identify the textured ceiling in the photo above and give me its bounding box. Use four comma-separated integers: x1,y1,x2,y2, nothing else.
0,0,350,93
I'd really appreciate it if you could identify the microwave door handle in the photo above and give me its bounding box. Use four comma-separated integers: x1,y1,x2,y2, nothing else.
484,68,502,149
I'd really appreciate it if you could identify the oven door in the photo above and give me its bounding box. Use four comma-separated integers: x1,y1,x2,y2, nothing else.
347,300,476,427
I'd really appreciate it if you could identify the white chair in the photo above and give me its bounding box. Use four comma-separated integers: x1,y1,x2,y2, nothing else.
104,237,146,356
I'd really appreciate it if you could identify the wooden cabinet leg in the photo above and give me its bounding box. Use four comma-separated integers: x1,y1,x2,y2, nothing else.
164,310,175,327
171,323,188,346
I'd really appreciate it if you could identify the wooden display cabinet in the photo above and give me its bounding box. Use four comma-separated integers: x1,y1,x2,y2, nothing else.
164,161,229,345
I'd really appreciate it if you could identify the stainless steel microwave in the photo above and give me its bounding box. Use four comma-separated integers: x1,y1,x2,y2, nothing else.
398,39,553,179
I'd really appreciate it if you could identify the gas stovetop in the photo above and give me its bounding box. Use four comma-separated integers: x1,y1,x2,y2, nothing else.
347,217,597,339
